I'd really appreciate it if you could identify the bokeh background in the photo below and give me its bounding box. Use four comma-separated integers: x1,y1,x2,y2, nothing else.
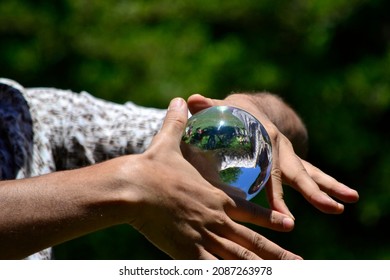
1,0,389,259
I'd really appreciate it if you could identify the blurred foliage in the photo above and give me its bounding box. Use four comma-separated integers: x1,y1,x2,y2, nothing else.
1,0,389,259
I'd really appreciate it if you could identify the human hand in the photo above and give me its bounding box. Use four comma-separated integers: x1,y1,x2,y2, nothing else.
128,98,301,259
186,94,359,218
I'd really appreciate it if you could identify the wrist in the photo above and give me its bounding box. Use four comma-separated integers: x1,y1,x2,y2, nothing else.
92,155,146,226
55,155,146,228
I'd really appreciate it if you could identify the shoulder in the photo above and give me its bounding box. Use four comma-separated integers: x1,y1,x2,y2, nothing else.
0,78,30,112
0,78,33,179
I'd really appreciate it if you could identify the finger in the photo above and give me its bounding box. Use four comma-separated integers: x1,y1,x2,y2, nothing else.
226,196,295,232
187,94,226,114
187,93,262,117
266,167,295,219
265,138,295,218
153,98,188,148
278,137,344,214
301,160,359,203
219,221,302,260
197,249,219,260
205,230,262,260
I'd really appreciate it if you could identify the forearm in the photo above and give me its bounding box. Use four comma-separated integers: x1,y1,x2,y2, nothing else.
0,156,137,259
225,93,308,157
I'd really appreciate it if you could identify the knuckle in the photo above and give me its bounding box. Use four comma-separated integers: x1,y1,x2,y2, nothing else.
214,188,235,206
167,115,186,131
213,211,229,227
278,250,291,260
269,211,280,225
271,167,283,184
247,202,269,221
251,233,266,252
266,124,279,141
271,166,282,178
237,248,257,260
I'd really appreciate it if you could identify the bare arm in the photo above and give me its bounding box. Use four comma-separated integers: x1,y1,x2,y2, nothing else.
0,157,131,259
0,98,300,260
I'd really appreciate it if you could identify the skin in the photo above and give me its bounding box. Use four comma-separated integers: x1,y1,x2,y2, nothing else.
187,93,359,217
0,94,359,260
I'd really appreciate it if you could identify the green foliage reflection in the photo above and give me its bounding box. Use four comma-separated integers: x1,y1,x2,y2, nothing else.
1,0,388,260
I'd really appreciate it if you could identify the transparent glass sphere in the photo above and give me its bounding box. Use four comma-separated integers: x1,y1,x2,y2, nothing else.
181,106,272,200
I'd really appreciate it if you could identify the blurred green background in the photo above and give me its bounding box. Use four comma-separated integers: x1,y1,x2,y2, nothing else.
1,0,389,259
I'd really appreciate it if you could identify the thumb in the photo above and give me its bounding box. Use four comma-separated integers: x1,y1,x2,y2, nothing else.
158,98,188,147
187,94,222,114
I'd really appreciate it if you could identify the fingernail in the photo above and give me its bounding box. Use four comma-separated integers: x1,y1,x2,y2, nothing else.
284,210,295,220
325,195,344,212
283,218,295,230
168,98,184,111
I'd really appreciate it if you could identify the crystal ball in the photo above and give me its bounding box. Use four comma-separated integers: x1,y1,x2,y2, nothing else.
181,106,272,200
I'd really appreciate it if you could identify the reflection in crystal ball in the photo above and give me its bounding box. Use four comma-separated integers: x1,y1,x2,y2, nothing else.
181,106,272,200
